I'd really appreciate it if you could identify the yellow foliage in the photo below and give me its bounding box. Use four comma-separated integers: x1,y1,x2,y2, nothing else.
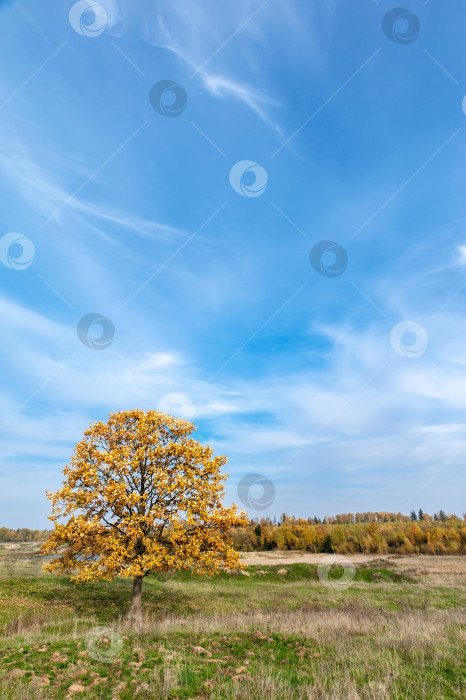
41,410,248,583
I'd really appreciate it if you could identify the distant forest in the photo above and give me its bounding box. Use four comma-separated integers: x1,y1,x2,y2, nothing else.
231,511,466,555
2,510,465,554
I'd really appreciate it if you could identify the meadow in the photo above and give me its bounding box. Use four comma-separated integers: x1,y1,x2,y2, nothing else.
0,545,465,699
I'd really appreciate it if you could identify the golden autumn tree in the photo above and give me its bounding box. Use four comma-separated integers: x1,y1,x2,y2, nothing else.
41,410,247,620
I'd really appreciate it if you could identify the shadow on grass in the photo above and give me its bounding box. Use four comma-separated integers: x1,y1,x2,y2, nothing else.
0,561,419,633
0,572,194,628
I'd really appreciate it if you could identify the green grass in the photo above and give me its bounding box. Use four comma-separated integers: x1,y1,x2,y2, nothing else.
0,558,465,698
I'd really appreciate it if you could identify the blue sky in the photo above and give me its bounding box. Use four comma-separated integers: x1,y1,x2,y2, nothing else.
0,0,465,528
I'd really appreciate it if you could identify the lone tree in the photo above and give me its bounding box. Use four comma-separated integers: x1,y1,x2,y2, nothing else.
41,410,248,620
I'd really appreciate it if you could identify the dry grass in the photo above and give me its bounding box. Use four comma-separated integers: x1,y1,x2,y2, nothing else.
0,555,464,698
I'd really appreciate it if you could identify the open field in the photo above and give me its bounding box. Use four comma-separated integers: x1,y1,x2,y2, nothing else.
0,549,465,699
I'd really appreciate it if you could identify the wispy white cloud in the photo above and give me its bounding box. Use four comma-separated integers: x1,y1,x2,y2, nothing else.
1,0,464,525
1,290,465,521
0,145,187,243
456,245,466,266
200,72,283,135
128,0,285,132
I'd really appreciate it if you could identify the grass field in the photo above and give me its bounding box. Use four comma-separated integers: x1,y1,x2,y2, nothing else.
0,546,464,699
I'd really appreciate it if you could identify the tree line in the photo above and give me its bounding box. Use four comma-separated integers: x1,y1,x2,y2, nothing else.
3,511,465,554
0,527,49,542
229,511,466,555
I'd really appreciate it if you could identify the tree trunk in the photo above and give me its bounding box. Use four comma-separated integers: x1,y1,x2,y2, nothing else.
129,575,143,622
